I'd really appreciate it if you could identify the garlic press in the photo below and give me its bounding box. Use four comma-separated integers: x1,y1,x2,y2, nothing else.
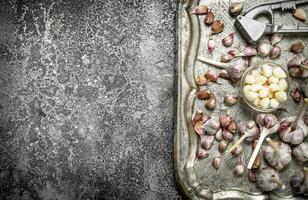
235,0,308,44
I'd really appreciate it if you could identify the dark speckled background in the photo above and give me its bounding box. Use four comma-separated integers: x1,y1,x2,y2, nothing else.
0,0,182,199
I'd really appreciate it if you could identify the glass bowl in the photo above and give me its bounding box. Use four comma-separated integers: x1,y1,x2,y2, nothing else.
239,61,290,113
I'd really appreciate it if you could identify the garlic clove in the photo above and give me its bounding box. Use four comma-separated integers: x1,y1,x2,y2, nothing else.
212,156,221,169
219,115,231,129
194,121,205,136
290,40,305,54
289,67,301,78
205,70,218,83
218,140,228,153
275,91,288,102
234,162,245,176
264,114,278,128
269,83,281,92
215,128,223,141
218,69,230,80
222,130,234,141
287,55,305,68
291,87,302,103
238,46,257,57
268,76,279,84
259,87,269,98
269,45,282,59
220,53,234,63
197,90,212,100
229,2,244,17
196,75,208,86
192,5,209,15
227,120,237,134
258,42,272,57
200,135,215,150
192,111,203,124
197,148,209,159
255,75,268,84
260,64,273,77
253,97,261,107
273,67,287,78
245,91,259,101
204,115,221,134
251,69,260,77
250,83,263,92
278,79,288,91
227,49,240,57
211,20,224,34
224,95,239,106
245,75,256,84
243,85,252,93
293,8,306,21
205,97,216,110
204,10,214,26
260,97,270,110
207,39,216,53
248,170,257,182
270,98,280,108
270,34,283,45
222,32,234,47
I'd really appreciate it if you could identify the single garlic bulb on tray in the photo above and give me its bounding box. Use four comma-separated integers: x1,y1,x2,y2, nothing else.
242,63,288,110
257,167,285,191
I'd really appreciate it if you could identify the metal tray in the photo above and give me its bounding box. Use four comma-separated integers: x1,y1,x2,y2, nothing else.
175,0,308,199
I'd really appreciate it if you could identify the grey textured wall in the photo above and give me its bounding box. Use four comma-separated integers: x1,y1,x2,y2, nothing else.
0,0,182,199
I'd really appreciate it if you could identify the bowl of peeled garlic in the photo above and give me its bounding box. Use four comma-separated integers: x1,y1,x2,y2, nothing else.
240,61,290,112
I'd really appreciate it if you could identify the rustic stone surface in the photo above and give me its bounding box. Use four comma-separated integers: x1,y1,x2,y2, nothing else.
0,0,181,199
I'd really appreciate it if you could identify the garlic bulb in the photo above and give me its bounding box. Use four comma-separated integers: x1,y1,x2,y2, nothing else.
263,138,292,170
257,168,285,191
204,115,220,135
238,121,260,141
280,129,304,145
293,142,308,163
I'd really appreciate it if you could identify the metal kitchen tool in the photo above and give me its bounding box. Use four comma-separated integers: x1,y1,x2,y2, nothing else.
235,0,308,44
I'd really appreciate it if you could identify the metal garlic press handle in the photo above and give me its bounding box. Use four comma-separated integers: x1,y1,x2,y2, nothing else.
266,23,308,34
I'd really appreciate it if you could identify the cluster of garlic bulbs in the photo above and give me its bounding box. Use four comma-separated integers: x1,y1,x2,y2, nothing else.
243,64,288,110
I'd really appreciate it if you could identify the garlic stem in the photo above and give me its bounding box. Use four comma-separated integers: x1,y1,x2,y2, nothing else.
271,177,285,189
266,137,279,152
226,134,246,154
197,56,229,69
294,98,308,129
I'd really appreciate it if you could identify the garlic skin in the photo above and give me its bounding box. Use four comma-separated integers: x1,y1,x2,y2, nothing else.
293,142,308,163
257,42,272,57
200,135,215,150
257,168,285,191
263,140,292,170
222,32,234,47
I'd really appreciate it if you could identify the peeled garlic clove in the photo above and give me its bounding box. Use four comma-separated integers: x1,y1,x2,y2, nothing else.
278,79,288,91
243,85,252,93
211,20,224,34
220,53,234,63
197,148,209,159
268,76,279,84
229,2,244,16
259,87,269,98
192,5,209,15
273,67,287,78
215,128,223,141
270,98,280,108
197,90,212,100
275,91,287,102
238,46,257,57
245,91,259,101
255,75,267,84
250,83,263,92
258,42,272,57
270,34,283,45
204,10,214,26
260,64,273,77
207,39,216,53
196,75,208,86
192,111,203,124
269,83,280,92
212,156,221,169
222,130,234,141
269,45,282,59
253,97,261,106
293,8,306,21
222,32,234,47
200,135,215,150
290,40,305,54
251,70,260,77
194,121,205,136
245,75,255,84
224,95,239,106
260,97,270,110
